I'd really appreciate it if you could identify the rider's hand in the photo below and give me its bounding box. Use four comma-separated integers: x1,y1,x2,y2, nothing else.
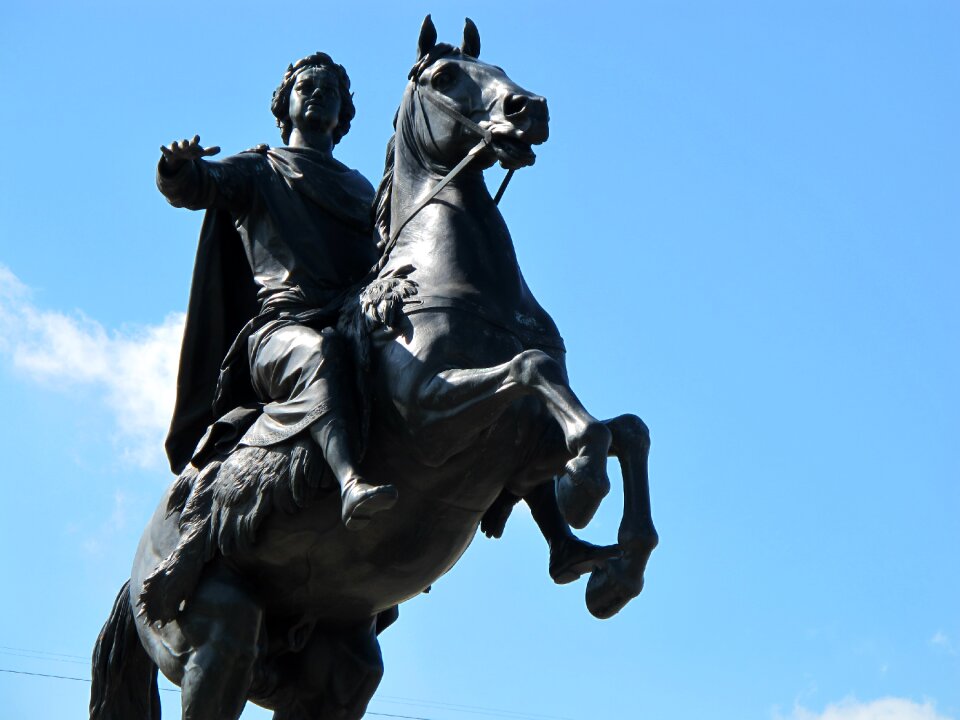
160,135,221,174
361,271,418,331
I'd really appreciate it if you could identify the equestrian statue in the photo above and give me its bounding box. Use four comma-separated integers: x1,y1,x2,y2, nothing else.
90,16,658,720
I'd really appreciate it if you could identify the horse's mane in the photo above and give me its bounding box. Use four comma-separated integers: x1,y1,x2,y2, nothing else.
370,43,461,275
371,131,396,262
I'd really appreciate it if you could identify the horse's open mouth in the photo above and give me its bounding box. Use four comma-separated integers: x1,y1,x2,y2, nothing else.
491,134,537,169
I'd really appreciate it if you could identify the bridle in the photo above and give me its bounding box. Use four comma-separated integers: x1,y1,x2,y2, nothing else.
389,82,516,245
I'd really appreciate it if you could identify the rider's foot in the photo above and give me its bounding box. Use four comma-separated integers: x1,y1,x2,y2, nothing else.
341,477,399,531
549,535,621,585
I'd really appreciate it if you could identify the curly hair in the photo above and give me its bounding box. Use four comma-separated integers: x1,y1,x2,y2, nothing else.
271,52,355,145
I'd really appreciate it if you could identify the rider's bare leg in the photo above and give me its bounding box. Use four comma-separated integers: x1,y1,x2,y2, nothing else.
310,417,398,531
178,567,262,720
414,349,611,525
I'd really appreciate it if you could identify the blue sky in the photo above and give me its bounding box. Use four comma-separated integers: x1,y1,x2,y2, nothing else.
1,2,957,719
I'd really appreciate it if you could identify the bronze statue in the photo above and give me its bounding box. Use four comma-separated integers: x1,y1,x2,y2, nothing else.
91,16,658,720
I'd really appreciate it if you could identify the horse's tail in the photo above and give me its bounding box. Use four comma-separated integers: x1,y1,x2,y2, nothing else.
90,580,160,720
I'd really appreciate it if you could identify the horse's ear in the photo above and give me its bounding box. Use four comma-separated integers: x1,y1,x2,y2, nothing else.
417,14,437,60
461,17,481,58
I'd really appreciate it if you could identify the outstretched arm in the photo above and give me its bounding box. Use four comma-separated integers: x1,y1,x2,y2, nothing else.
160,134,221,174
157,135,250,212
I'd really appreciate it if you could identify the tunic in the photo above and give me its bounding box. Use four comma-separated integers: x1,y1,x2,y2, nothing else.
158,146,377,473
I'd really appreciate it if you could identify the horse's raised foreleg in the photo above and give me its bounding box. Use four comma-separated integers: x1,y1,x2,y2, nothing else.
490,413,656,615
414,349,611,526
524,483,621,584
584,414,659,619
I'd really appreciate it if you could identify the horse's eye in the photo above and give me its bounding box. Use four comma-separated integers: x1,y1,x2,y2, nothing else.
432,68,456,91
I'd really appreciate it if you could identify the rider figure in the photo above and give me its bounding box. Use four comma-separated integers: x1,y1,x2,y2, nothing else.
158,53,398,530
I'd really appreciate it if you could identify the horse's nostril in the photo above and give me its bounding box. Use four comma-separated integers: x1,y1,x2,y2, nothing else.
503,94,528,118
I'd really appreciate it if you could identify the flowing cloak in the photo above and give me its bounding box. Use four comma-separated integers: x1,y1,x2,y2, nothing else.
161,146,376,474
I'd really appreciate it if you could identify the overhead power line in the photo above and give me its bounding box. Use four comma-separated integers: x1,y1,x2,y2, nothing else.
1,668,91,683
0,644,576,720
0,667,179,694
0,667,461,720
0,648,88,666
0,645,88,661
376,694,574,720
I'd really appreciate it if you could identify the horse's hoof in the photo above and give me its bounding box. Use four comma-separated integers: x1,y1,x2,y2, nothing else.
585,556,643,619
549,539,621,585
342,480,399,531
556,455,609,529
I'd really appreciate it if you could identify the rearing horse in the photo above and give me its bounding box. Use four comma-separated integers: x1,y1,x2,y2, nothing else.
91,17,657,720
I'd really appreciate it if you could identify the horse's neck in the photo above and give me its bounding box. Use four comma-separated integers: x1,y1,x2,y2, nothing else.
386,147,528,302
389,150,498,237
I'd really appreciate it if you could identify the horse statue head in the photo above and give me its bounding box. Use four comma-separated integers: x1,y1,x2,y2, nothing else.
401,15,549,173
373,15,552,263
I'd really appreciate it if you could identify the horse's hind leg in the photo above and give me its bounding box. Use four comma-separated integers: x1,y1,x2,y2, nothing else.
268,618,383,720
178,565,263,719
413,349,611,525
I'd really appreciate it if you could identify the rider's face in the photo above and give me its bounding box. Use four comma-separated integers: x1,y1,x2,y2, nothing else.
288,67,341,137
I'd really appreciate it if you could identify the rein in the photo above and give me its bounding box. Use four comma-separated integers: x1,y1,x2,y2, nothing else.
389,85,515,245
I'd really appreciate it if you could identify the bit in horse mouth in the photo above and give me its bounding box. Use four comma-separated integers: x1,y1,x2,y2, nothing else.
491,134,537,168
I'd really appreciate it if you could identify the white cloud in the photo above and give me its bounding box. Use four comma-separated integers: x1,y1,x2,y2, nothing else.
0,265,184,467
931,631,956,655
777,697,954,720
